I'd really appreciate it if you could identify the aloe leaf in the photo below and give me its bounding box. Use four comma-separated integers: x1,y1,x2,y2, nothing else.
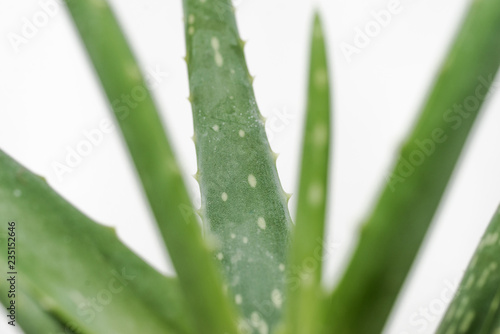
63,1,239,333
435,205,500,334
0,289,72,334
182,0,292,331
284,13,331,334
0,150,194,334
325,0,500,332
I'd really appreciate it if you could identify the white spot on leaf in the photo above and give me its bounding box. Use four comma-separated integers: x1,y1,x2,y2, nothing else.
248,174,257,188
250,312,268,334
235,294,242,305
211,36,224,67
215,53,224,67
257,217,266,230
211,37,220,49
271,289,283,308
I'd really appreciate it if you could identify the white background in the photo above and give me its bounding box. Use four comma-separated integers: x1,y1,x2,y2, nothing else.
1,0,500,333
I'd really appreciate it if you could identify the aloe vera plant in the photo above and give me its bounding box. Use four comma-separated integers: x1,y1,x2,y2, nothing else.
1,0,500,334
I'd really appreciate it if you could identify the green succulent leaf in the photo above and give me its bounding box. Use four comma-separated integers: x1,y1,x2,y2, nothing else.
63,1,238,333
0,150,194,334
325,0,500,332
182,0,292,331
436,205,500,334
284,12,331,334
1,290,75,334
